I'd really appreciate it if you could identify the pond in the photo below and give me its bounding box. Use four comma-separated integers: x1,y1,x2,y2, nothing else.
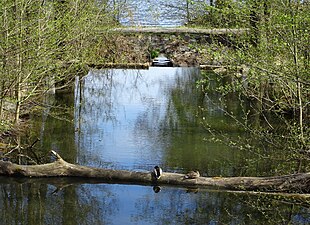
116,0,210,26
0,68,309,224
117,0,186,26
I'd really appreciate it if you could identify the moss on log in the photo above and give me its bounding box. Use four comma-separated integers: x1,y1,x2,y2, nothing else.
0,151,309,193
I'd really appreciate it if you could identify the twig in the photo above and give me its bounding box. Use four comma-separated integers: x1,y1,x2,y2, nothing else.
50,150,64,161
16,154,37,165
29,138,40,149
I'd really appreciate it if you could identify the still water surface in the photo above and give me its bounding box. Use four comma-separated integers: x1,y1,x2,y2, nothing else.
73,67,236,174
117,0,187,26
0,68,309,224
116,0,211,26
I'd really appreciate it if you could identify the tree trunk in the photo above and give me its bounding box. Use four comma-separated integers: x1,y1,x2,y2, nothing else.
0,151,309,193
249,1,260,47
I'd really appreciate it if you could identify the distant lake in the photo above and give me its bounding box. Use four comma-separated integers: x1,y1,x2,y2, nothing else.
116,0,211,26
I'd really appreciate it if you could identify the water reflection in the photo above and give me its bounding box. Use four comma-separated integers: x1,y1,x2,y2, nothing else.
73,68,241,176
33,67,286,176
3,67,309,224
1,178,309,225
75,68,181,170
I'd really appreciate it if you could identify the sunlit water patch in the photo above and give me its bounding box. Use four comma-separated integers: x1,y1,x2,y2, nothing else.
117,0,185,26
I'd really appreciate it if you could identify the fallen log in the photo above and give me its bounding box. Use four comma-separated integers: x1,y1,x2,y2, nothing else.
199,65,227,71
87,62,149,69
0,151,309,193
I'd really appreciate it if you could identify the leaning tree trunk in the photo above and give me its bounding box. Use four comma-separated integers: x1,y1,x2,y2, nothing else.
0,151,309,193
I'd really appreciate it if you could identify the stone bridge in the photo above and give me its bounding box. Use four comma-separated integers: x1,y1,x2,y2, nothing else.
108,27,249,67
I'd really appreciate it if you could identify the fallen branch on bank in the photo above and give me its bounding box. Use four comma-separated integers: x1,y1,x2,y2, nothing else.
0,151,309,193
87,62,149,69
199,64,225,70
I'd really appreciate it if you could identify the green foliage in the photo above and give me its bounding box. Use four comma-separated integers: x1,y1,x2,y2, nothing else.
0,0,117,128
150,49,160,59
188,0,251,28
195,0,310,174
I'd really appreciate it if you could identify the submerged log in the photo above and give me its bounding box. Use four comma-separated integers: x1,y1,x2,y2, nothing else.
0,151,309,193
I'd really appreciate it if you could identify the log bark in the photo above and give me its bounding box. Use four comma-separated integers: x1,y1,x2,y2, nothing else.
87,62,149,69
0,151,309,193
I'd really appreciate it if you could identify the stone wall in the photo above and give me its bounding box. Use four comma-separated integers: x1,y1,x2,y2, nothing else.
108,32,235,67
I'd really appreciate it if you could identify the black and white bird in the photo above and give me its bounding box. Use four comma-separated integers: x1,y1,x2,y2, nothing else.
184,170,200,179
153,166,163,180
153,186,161,193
